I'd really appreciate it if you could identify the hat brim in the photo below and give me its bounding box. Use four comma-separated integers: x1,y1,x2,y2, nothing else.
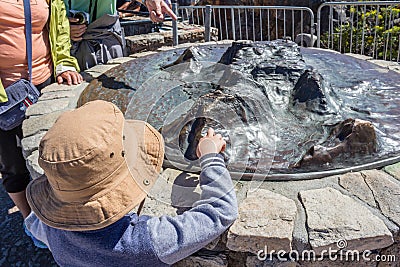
26,120,164,231
123,120,165,198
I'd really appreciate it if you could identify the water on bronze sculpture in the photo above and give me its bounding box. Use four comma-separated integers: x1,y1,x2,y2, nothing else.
78,40,400,179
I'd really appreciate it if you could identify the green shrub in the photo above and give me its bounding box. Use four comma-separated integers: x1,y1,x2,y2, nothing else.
320,4,400,61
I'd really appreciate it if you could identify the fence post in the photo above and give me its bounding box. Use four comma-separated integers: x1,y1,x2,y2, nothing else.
317,4,323,48
231,8,236,40
172,3,179,46
205,5,212,42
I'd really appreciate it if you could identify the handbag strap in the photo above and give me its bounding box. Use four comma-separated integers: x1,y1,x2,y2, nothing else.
22,0,33,82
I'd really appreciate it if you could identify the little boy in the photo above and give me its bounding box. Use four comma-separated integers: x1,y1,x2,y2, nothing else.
24,100,238,266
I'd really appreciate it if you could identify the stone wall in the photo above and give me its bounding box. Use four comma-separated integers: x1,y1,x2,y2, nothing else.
125,22,218,54
21,42,400,266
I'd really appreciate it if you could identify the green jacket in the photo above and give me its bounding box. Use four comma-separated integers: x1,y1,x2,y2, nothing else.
0,86,6,103
0,0,80,103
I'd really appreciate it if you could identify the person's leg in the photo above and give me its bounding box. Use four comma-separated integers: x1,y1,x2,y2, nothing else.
8,190,30,218
0,77,53,219
0,125,31,219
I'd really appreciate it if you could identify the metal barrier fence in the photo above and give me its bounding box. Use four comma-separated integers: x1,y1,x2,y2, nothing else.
171,2,400,62
317,1,400,61
173,4,315,46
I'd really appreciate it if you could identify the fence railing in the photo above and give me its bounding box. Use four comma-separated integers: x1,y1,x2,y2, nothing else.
173,5,315,46
317,1,400,61
171,2,400,62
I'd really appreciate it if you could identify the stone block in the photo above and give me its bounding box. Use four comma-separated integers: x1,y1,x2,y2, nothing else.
368,59,399,69
22,111,64,137
173,254,228,267
384,163,400,181
40,83,76,93
137,168,201,217
362,170,400,226
21,131,47,159
226,251,247,267
227,189,297,254
68,82,91,108
259,175,341,253
298,255,379,267
216,40,234,45
126,33,165,53
147,168,201,210
38,90,76,101
204,236,222,251
388,64,400,73
129,51,158,58
377,242,399,267
84,64,119,78
26,99,70,117
246,256,297,267
338,172,376,207
137,192,177,217
345,53,373,61
157,45,179,52
106,57,133,65
299,187,393,254
26,150,43,179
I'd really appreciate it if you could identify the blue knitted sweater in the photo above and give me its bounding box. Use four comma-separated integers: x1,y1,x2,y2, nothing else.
25,154,238,266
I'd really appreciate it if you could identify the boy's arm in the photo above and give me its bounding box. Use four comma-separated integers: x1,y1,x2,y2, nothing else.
146,153,238,265
24,212,50,248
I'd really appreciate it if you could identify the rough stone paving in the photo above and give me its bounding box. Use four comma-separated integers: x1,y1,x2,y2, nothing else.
6,41,399,266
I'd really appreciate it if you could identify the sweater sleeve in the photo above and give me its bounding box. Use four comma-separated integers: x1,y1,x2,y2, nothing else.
147,153,238,265
24,212,50,248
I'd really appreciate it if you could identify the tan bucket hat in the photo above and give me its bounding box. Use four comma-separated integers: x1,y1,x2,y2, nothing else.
26,100,164,231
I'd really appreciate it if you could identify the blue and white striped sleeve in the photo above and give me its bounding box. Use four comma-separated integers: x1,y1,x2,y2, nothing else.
146,153,238,265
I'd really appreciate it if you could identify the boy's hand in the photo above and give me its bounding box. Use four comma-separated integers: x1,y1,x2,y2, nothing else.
196,128,226,158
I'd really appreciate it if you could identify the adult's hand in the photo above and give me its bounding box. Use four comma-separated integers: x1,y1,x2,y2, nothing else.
56,71,83,86
68,17,87,42
145,0,177,23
